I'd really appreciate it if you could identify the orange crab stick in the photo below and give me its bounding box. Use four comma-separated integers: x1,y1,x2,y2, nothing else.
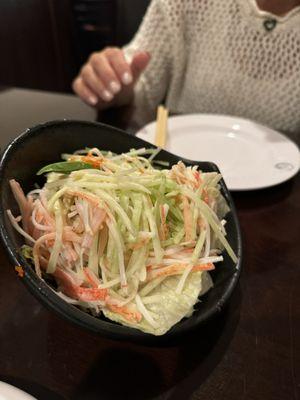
146,262,215,281
54,268,108,302
107,303,142,323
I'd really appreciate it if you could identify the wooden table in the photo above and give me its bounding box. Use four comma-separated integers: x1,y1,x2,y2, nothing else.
0,88,299,400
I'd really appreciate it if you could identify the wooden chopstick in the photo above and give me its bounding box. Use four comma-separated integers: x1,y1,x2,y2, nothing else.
154,105,169,148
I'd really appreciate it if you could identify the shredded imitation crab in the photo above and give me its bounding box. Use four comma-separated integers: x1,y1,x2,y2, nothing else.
7,147,237,335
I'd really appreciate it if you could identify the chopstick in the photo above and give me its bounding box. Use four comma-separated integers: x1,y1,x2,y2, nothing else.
154,105,169,148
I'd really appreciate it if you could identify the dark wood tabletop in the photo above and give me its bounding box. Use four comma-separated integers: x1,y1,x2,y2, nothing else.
0,87,299,400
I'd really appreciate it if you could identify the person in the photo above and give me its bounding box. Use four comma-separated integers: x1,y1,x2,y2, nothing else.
72,0,300,136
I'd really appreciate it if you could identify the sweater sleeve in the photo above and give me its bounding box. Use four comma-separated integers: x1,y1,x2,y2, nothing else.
123,0,173,126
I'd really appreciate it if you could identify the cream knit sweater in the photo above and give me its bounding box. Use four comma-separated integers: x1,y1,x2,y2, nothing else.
124,0,300,137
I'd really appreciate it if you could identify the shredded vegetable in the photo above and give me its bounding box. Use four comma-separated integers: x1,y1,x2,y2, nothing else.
8,147,237,335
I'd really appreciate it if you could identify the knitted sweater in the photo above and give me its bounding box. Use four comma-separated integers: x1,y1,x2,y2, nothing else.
124,0,300,137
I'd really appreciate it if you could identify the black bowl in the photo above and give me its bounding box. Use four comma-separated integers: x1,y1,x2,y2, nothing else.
0,120,242,345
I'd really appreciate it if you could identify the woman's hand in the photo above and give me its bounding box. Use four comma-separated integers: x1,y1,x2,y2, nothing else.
72,47,150,109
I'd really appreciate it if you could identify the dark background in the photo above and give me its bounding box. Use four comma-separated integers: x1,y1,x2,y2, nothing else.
0,0,150,93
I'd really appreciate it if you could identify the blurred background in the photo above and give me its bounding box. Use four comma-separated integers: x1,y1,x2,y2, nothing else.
0,0,150,93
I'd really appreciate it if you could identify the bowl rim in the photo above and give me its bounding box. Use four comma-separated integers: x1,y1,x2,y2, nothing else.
0,119,242,344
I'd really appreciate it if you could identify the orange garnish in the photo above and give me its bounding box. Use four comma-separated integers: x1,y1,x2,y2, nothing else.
15,265,24,278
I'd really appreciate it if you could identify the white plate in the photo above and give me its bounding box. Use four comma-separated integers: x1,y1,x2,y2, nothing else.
0,382,36,400
136,114,300,190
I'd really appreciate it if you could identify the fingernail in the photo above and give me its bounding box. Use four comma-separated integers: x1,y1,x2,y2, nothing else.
110,81,121,94
88,96,98,105
102,90,113,102
122,72,133,85
141,50,150,58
